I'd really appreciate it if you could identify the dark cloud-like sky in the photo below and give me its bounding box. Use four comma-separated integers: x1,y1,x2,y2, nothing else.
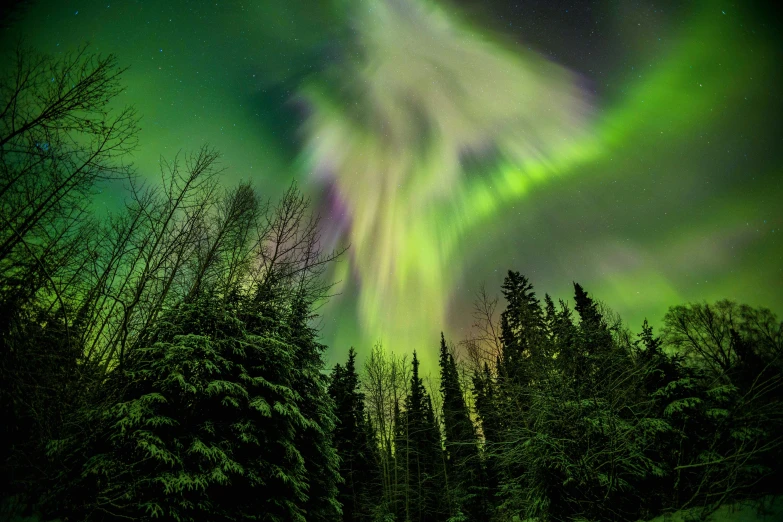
4,0,781,371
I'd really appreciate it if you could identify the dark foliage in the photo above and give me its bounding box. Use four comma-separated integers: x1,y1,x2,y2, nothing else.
438,333,485,520
329,348,383,521
396,352,445,522
468,275,783,522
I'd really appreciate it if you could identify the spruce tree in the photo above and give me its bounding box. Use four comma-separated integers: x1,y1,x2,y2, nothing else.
58,297,312,521
401,351,445,522
472,361,501,507
494,272,548,512
499,271,545,387
392,399,407,522
49,290,342,521
287,296,342,521
438,333,484,520
329,347,382,521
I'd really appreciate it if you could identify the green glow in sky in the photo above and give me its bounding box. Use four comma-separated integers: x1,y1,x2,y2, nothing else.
5,0,781,371
300,0,590,366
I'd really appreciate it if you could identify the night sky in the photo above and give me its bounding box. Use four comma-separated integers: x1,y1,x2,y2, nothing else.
4,0,782,371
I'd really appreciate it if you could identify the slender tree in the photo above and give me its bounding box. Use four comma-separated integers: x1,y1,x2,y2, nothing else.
398,351,445,522
438,333,484,520
329,347,383,521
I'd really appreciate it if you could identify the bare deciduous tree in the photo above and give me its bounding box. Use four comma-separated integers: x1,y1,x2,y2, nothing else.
0,43,138,318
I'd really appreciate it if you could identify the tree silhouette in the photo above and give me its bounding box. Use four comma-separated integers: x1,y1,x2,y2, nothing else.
438,333,485,520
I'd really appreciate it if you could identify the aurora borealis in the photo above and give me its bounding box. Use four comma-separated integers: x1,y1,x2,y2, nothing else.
300,0,590,365
4,0,781,371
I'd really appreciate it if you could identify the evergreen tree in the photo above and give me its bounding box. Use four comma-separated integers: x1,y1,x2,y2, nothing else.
472,361,501,508
498,271,545,387
572,282,615,394
287,296,342,521
438,333,484,520
49,291,341,521
492,279,656,521
399,351,445,522
329,347,382,521
494,272,548,513
631,319,687,518
392,398,407,522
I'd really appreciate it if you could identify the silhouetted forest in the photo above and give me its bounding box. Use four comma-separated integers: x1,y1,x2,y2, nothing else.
2,46,781,522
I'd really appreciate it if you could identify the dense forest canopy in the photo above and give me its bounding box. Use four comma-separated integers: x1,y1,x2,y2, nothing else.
1,0,782,520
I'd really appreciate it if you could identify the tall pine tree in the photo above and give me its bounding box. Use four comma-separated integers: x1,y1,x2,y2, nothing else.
329,348,382,521
438,333,485,520
398,351,445,522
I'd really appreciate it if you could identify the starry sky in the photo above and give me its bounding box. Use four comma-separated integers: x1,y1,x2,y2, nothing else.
4,0,782,371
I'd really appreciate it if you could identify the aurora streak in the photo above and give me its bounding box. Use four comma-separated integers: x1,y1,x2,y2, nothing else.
302,0,778,365
6,0,781,370
301,0,590,355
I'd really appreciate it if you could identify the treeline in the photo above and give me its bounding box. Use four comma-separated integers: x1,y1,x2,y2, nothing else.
328,276,783,521
1,45,782,522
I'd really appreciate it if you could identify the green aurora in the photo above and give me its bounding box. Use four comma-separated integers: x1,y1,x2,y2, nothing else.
4,0,781,372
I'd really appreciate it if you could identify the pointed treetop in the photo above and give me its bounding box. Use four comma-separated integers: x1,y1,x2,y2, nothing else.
637,319,661,355
573,282,601,326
